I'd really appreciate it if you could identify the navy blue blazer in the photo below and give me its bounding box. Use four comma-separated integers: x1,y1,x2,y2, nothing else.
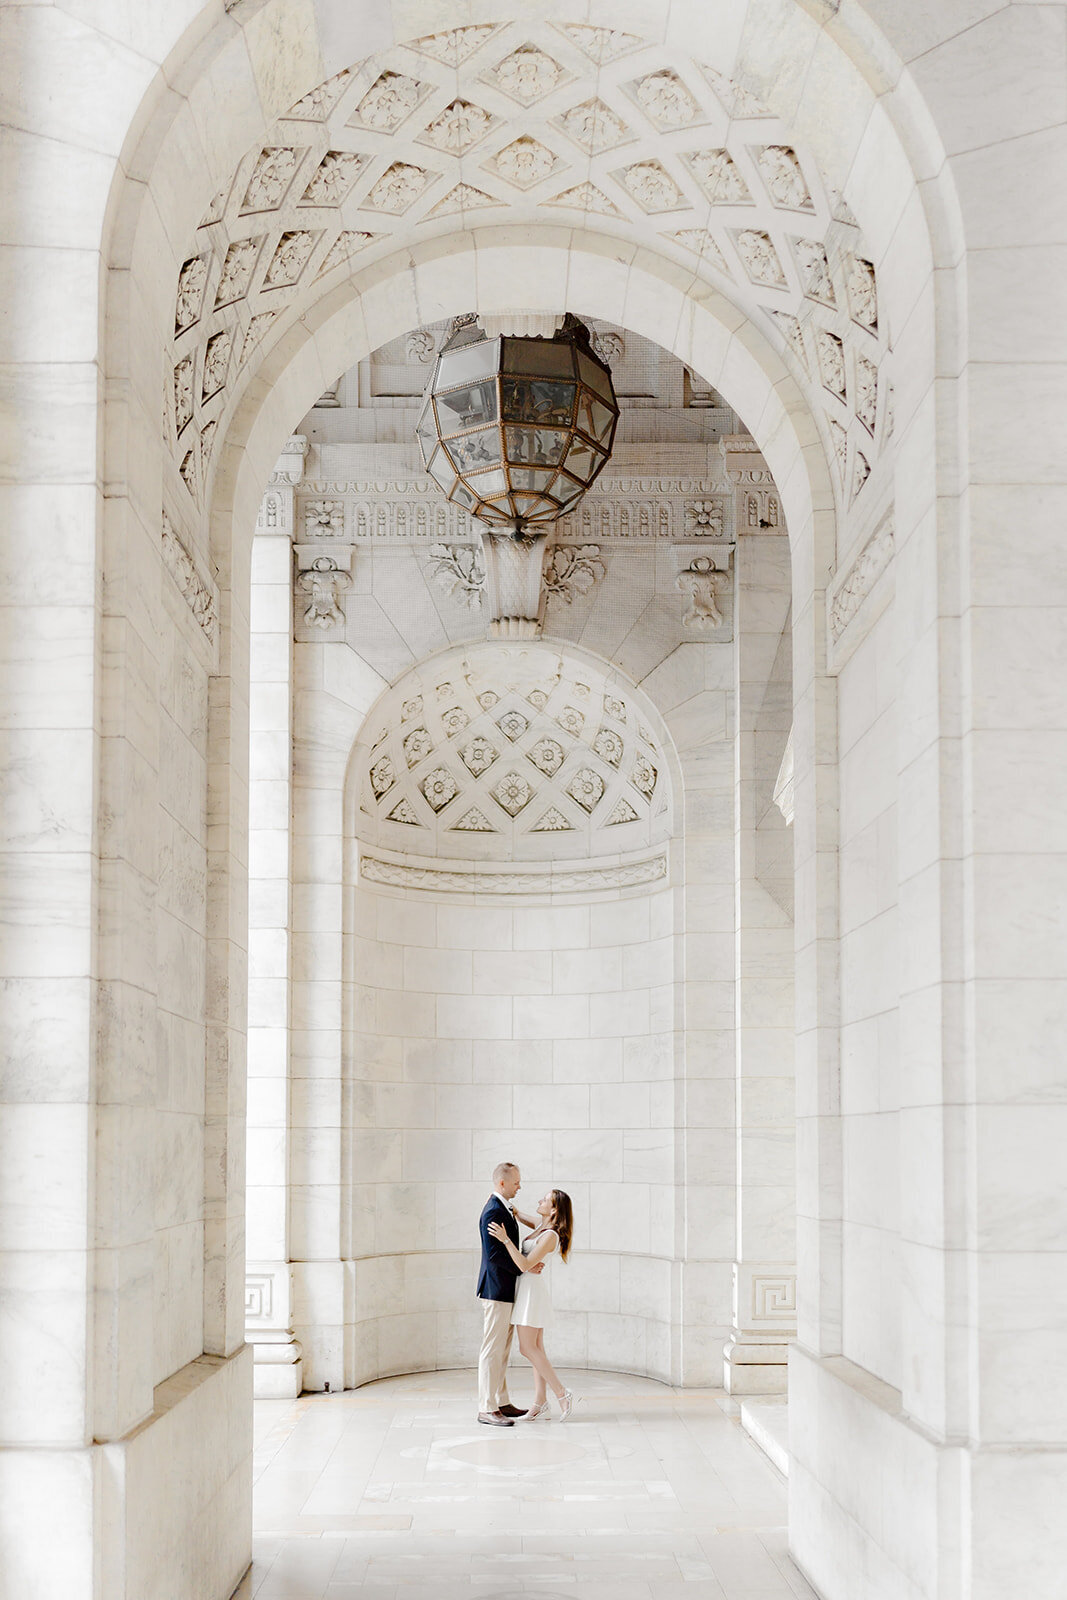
476,1195,521,1303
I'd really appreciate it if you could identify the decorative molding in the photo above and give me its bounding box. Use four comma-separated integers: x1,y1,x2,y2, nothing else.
161,512,219,645
426,542,486,607
751,1274,797,1323
827,514,893,669
294,543,354,631
269,435,309,487
542,544,606,603
245,1274,273,1320
359,851,668,895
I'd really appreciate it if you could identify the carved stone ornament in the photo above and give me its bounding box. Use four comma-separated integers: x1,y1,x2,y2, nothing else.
426,542,486,608
214,237,259,306
846,256,878,332
734,230,786,287
684,499,726,537
492,136,558,189
816,331,846,401
560,24,643,63
670,230,728,273
757,146,813,211
828,518,893,642
353,72,423,130
283,68,352,121
406,329,437,363
359,851,668,895
174,256,208,334
410,25,499,65
241,148,300,213
793,237,836,306
592,331,625,365
622,160,683,213
542,544,606,604
294,546,354,630
365,163,431,213
421,99,493,154
429,184,497,218
161,512,218,645
318,231,377,276
305,499,344,535
490,45,565,104
264,230,317,288
558,98,630,155
300,151,364,205
547,182,621,217
634,70,699,128
687,149,752,205
676,555,726,628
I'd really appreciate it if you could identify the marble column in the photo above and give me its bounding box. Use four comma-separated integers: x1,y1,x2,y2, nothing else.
245,441,306,1397
722,497,798,1393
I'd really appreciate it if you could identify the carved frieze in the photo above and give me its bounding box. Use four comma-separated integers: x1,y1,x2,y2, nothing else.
359,851,668,894
161,512,219,646
827,516,894,662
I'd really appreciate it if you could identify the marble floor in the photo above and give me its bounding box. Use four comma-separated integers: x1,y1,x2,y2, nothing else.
233,1368,819,1600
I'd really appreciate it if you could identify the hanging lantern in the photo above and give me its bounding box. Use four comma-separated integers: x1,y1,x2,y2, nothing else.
415,313,619,537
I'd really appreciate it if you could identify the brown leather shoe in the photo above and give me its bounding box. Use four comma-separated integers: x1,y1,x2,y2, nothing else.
477,1410,514,1427
498,1404,529,1419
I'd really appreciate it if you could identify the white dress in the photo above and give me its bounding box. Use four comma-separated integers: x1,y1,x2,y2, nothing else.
510,1231,556,1329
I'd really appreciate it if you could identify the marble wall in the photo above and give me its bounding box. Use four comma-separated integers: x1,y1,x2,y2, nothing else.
342,877,680,1386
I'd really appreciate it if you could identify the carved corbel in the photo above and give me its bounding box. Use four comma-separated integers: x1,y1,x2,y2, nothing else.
675,545,734,629
293,543,354,634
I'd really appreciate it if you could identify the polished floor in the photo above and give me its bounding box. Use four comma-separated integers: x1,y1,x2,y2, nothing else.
234,1368,818,1600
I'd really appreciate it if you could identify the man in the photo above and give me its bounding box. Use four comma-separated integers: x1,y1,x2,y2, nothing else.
476,1161,543,1426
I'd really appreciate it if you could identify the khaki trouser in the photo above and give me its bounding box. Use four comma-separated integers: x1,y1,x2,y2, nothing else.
478,1298,515,1413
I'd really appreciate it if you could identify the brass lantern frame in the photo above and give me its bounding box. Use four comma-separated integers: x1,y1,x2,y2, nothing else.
416,314,620,537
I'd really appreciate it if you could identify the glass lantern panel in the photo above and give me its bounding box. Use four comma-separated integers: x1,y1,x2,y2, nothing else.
468,467,508,498
502,337,575,377
445,428,503,472
504,426,568,467
576,389,617,445
427,447,457,494
500,378,575,427
450,481,477,511
436,337,501,390
434,380,498,435
476,501,511,525
564,435,603,483
509,467,557,492
577,349,615,402
552,472,586,505
415,397,437,444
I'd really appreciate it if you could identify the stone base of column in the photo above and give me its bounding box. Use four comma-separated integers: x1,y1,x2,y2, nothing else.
723,1335,789,1394
251,1332,304,1399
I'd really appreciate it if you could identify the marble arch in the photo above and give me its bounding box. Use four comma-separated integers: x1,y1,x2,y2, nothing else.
10,2,1066,1600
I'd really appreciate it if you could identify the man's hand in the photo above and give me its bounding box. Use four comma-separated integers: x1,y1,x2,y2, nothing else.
528,1261,545,1274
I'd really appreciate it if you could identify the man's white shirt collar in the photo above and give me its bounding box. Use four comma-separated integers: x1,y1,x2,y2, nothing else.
490,1192,514,1209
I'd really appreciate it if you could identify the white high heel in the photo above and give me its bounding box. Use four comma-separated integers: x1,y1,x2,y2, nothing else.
557,1388,576,1421
521,1400,551,1421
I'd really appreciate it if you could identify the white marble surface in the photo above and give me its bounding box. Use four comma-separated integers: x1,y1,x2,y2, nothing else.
236,1368,816,1600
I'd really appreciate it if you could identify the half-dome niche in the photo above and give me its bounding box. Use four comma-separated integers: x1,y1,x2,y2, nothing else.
352,641,673,863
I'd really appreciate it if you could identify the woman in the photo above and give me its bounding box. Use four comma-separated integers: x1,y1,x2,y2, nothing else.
487,1188,576,1421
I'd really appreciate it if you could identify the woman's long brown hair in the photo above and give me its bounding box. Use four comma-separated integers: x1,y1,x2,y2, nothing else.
550,1189,573,1261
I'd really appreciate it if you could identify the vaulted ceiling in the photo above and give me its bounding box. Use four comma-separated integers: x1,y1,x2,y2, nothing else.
168,18,888,516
